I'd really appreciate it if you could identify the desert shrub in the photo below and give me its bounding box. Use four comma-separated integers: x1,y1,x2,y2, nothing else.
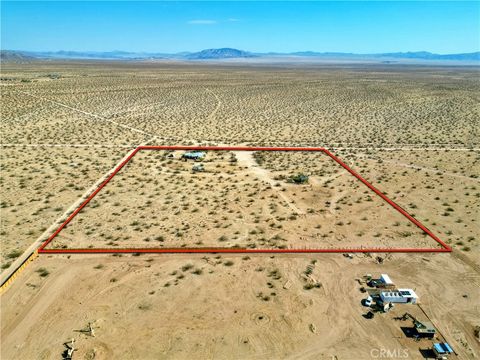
218,235,227,242
6,250,22,259
36,267,50,277
181,263,194,271
304,283,322,290
268,269,282,280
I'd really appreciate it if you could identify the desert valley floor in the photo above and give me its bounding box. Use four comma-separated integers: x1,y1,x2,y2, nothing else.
1,61,479,359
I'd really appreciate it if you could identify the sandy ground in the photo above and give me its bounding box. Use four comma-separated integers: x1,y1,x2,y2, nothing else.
1,252,479,359
1,62,479,360
0,147,129,267
45,150,438,251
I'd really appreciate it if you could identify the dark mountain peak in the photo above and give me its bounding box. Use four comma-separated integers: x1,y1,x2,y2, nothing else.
186,48,254,59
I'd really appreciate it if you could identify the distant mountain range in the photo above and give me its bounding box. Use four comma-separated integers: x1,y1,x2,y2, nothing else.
289,51,480,61
1,48,479,63
0,50,36,63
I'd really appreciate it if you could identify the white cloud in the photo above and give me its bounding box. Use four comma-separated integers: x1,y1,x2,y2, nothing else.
187,19,217,25
227,18,240,22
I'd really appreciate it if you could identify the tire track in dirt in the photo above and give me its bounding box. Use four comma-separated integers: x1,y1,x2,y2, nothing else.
206,88,222,121
16,90,156,139
234,150,304,215
347,153,479,182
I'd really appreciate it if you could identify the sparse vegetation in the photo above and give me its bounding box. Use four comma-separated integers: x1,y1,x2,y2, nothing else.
36,267,49,277
2,63,478,260
0,60,478,360
6,250,22,259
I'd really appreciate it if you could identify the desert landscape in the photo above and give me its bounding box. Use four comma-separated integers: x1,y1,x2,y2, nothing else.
1,61,479,359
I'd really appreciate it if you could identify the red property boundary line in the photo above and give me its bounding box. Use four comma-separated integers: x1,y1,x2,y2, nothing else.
38,146,451,254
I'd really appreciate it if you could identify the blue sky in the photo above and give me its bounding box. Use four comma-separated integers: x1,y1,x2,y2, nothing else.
1,1,479,54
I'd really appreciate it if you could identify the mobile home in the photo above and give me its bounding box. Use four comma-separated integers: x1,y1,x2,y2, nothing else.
380,289,418,304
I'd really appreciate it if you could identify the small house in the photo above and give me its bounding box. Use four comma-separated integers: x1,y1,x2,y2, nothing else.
380,288,418,304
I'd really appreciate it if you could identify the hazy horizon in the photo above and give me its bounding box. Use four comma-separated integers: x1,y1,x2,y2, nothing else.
4,48,480,56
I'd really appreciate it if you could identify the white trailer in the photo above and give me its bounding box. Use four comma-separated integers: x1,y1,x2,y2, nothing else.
380,289,418,304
